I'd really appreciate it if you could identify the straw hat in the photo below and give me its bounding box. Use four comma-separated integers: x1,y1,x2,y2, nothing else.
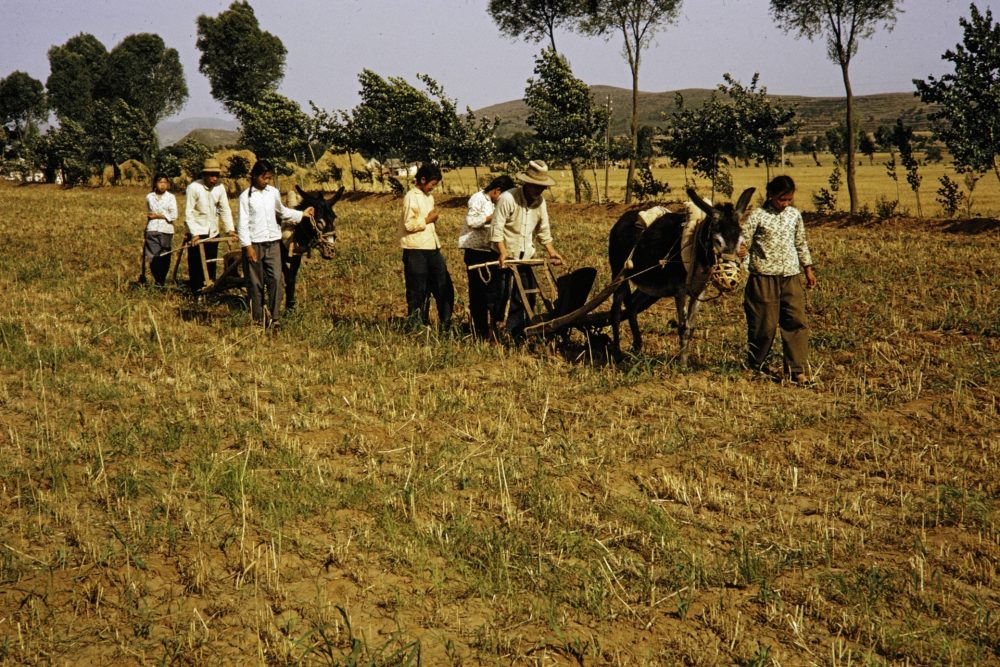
201,158,222,175
516,160,556,187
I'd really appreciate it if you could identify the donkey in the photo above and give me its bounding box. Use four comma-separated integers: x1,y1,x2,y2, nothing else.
280,185,345,309
607,187,755,365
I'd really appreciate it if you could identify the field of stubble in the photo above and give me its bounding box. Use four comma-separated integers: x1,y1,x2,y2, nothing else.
0,179,997,665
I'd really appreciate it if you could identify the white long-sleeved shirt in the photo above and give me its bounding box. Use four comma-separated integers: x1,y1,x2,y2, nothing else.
237,185,304,247
489,187,552,260
458,189,494,250
742,205,813,276
145,191,177,234
185,179,234,237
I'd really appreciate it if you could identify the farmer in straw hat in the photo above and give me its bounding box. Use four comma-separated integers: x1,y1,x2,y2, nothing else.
184,157,235,292
490,159,565,342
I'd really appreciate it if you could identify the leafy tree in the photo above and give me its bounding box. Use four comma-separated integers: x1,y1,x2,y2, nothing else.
100,33,187,126
719,72,798,180
825,124,848,161
524,49,610,202
662,92,737,197
859,130,877,164
488,0,584,52
580,0,683,203
44,118,92,185
770,0,902,214
90,99,156,184
495,132,535,168
890,118,922,216
0,71,47,176
233,91,310,172
335,70,460,166
158,138,212,183
445,107,501,186
196,1,286,112
914,4,1000,186
46,33,108,125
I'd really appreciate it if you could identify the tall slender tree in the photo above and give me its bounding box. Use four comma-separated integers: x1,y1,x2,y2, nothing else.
196,1,286,112
524,49,609,202
487,0,584,52
579,0,683,203
0,71,47,176
770,0,902,214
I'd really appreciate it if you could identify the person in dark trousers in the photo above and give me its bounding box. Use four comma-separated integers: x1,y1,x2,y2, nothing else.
458,175,514,339
742,175,818,384
142,173,177,286
398,163,454,330
184,158,234,292
490,160,564,342
236,160,314,328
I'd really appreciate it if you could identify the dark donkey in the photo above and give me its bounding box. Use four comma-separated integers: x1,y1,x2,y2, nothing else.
608,186,755,365
280,185,345,309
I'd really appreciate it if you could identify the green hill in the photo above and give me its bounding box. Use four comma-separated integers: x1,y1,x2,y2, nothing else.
477,85,936,139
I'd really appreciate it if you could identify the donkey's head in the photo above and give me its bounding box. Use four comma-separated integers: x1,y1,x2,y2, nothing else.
295,185,345,258
687,187,755,291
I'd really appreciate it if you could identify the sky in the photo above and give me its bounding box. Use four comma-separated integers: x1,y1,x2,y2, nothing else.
0,0,989,122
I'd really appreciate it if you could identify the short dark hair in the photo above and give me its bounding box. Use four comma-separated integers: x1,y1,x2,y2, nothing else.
151,173,171,191
765,175,796,199
484,175,515,194
250,159,275,179
415,163,442,183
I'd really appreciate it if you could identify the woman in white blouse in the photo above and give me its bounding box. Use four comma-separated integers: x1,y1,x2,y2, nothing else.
142,173,178,286
458,175,514,339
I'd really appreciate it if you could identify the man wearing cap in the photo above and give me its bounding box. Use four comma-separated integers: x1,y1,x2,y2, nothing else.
490,159,565,341
184,157,235,292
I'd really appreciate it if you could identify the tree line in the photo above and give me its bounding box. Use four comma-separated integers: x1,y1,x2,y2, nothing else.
1,1,997,213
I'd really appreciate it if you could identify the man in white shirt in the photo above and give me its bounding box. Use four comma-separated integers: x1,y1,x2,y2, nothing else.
184,158,234,292
490,160,565,341
237,159,314,327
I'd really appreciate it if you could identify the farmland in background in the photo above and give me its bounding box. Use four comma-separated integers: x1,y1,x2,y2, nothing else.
0,181,997,664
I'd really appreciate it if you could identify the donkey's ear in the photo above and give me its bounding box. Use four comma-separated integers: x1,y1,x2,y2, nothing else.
687,187,715,216
735,187,756,215
295,185,308,198
328,185,345,205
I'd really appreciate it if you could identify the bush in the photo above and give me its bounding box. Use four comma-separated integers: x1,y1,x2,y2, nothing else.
936,174,965,218
875,196,899,219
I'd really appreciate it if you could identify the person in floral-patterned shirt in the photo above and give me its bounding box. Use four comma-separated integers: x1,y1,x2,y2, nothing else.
742,175,817,384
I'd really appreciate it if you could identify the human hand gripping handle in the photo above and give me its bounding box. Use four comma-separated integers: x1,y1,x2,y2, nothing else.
244,245,258,263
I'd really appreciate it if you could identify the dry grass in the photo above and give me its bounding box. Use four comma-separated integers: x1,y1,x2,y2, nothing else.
0,180,997,665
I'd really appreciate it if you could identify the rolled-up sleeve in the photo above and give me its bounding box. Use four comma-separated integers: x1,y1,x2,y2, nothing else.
534,201,552,246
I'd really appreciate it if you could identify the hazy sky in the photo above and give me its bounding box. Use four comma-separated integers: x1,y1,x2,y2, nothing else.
0,0,987,121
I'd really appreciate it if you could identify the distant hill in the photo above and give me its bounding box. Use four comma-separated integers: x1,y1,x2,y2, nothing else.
156,117,240,147
476,85,936,138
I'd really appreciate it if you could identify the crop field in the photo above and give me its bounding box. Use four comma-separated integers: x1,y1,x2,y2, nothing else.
1,178,998,665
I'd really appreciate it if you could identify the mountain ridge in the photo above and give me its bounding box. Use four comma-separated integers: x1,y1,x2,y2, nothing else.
156,86,935,147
